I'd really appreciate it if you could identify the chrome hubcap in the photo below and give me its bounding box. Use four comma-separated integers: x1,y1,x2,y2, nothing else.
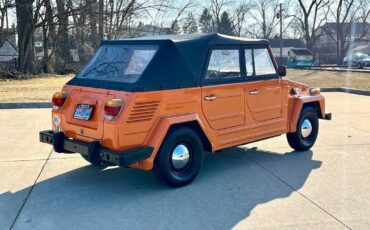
171,144,190,170
301,119,313,138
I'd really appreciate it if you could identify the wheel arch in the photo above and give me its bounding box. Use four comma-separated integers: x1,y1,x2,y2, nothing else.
137,113,213,170
289,95,326,132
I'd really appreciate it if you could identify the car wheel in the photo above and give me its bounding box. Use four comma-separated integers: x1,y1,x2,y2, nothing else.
343,61,348,67
287,106,319,151
358,63,364,69
153,127,204,187
80,153,102,166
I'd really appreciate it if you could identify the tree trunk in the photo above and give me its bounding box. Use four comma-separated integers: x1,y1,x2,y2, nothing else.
55,0,72,73
87,0,98,49
98,0,104,41
42,0,56,73
16,0,36,73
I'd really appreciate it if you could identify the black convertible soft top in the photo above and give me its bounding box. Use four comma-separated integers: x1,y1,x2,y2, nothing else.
68,33,269,92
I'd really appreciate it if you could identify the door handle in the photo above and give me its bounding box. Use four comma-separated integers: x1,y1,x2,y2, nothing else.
204,95,217,101
249,90,259,95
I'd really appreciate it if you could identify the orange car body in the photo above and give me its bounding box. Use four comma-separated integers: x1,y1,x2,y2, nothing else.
40,33,330,172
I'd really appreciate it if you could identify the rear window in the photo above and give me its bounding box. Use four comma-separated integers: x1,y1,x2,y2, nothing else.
291,49,312,56
77,45,157,83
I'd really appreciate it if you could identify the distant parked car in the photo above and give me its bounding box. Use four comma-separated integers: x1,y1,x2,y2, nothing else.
343,53,370,69
286,48,313,68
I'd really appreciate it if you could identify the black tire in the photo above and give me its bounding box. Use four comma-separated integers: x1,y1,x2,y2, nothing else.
343,62,348,67
80,154,102,166
287,106,319,151
359,63,364,69
153,127,204,187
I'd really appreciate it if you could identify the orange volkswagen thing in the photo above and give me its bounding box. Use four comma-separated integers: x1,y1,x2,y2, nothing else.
40,33,331,187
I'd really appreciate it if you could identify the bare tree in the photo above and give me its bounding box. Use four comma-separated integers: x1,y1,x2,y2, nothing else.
245,0,280,39
294,0,330,50
211,0,230,32
232,3,250,36
15,0,45,73
40,0,56,73
87,0,98,49
98,0,103,40
168,0,194,34
0,0,14,42
325,0,369,64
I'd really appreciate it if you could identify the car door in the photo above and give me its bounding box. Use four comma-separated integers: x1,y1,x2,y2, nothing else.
201,48,245,130
244,48,282,124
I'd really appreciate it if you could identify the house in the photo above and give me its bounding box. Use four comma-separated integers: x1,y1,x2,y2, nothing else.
269,39,306,65
314,22,370,63
0,40,18,68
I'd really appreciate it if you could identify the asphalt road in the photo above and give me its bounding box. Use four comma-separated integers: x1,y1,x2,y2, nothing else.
0,92,369,230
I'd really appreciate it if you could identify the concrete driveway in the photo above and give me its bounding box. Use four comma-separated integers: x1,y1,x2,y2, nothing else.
0,93,369,230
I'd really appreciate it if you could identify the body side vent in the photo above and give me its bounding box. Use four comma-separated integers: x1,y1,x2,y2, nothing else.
127,101,160,123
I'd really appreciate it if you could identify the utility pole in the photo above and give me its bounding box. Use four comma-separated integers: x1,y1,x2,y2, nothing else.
279,3,283,66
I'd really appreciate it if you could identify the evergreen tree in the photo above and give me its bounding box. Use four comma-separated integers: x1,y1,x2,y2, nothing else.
218,11,235,36
199,8,213,33
182,12,198,34
170,20,181,34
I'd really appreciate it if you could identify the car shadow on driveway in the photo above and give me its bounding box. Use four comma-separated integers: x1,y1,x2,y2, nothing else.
3,147,321,230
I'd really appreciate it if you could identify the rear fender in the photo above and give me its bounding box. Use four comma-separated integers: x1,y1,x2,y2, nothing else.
289,95,326,132
136,113,212,170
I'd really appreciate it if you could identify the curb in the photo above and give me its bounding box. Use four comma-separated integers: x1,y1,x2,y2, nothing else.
310,67,370,73
321,87,370,96
0,102,51,109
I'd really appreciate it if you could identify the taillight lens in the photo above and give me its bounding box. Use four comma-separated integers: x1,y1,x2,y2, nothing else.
104,99,124,121
52,91,68,110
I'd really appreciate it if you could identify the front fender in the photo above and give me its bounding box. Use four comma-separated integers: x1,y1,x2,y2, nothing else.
288,94,326,132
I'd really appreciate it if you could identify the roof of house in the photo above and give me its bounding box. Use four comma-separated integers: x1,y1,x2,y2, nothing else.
353,43,370,54
0,40,18,62
320,22,370,33
69,33,271,92
269,39,305,48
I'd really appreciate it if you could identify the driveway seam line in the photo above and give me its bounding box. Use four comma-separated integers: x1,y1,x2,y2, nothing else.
0,156,80,163
10,148,54,230
239,149,352,230
351,127,370,134
0,159,48,163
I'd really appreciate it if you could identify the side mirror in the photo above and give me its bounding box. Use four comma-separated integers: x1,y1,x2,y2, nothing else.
278,65,286,77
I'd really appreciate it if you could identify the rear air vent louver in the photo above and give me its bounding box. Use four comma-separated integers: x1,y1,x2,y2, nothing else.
127,101,160,123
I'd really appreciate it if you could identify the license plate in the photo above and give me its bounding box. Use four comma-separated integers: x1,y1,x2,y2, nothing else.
74,104,93,120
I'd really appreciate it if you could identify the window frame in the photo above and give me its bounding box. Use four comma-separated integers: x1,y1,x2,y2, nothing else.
242,46,279,82
202,45,245,86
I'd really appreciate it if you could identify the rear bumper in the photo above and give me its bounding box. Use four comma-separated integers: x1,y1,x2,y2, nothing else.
324,112,332,120
39,130,153,167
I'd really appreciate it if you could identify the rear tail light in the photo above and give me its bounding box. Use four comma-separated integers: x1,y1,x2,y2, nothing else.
104,99,124,121
52,91,68,110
